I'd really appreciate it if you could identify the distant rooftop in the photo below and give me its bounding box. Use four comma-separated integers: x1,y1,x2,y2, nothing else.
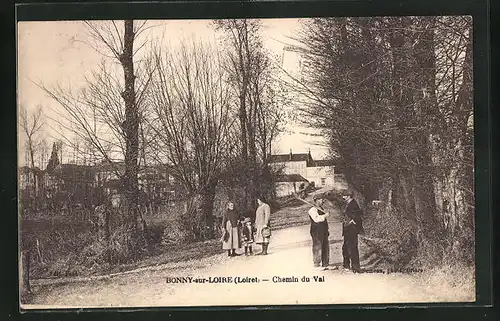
276,174,309,183
270,153,311,163
310,159,336,167
270,150,336,168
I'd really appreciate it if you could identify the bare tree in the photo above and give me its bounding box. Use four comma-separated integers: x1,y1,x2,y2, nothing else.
39,20,158,257
253,59,287,197
19,105,45,198
148,40,234,239
19,105,44,301
215,19,284,209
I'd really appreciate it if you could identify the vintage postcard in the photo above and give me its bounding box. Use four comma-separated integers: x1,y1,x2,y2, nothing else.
17,16,476,309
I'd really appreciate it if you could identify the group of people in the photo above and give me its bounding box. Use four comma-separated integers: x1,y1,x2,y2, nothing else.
309,190,364,272
220,190,364,274
220,196,271,257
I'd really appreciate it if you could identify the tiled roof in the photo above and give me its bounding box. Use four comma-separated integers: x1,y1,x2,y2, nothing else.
270,153,310,163
309,159,336,167
269,152,336,168
276,174,309,183
51,164,94,180
94,161,126,173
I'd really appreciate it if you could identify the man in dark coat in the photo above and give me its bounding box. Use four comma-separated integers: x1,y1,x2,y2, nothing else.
341,191,364,273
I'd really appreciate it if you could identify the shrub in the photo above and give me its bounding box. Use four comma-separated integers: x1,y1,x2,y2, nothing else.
146,221,166,247
441,225,475,266
45,252,88,277
80,238,109,266
108,225,148,264
82,224,147,266
161,217,195,245
362,203,474,270
362,208,420,269
161,205,199,245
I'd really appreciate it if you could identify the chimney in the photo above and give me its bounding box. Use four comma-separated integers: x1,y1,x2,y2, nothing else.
289,149,293,161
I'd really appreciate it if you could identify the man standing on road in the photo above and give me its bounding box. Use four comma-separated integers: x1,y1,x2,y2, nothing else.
341,191,364,273
308,194,330,271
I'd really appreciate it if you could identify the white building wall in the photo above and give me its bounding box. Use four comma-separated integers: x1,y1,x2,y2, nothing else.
306,166,335,187
271,161,308,178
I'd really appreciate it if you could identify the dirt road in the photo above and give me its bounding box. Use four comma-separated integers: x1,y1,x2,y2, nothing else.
24,215,474,309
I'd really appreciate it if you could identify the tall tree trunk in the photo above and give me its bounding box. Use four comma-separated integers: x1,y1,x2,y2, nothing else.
96,204,110,243
120,20,144,252
247,116,258,211
140,123,155,216
453,23,474,262
412,17,443,241
388,17,415,222
199,179,218,240
239,94,250,209
28,140,38,209
20,220,32,303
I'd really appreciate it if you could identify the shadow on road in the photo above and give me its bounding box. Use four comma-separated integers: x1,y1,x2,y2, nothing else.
270,238,343,252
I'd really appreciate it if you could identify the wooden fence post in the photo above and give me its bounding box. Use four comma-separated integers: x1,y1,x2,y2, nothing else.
19,250,31,303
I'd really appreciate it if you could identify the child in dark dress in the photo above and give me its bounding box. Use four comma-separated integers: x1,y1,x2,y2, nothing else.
240,217,255,256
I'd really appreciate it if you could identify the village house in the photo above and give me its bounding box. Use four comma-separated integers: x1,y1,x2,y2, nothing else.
50,163,95,189
19,160,185,212
269,149,336,197
93,161,125,194
18,166,38,191
92,161,182,203
137,164,181,204
18,165,46,198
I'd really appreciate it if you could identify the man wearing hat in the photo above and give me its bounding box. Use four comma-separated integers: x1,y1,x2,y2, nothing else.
341,191,364,273
308,194,330,270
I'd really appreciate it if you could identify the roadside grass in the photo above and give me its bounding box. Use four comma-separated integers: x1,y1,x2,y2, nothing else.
414,263,475,302
89,201,316,277
126,238,227,269
270,203,312,230
357,204,475,301
29,199,314,282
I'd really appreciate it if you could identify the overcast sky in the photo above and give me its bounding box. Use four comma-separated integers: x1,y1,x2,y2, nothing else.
17,19,330,166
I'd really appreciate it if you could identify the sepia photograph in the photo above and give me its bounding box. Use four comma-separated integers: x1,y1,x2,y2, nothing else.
17,16,475,308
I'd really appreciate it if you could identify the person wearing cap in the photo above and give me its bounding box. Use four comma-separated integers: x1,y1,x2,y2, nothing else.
308,194,330,270
255,195,271,255
341,191,364,273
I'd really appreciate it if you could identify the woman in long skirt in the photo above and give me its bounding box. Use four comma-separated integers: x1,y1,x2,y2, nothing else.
254,195,271,255
221,201,241,257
